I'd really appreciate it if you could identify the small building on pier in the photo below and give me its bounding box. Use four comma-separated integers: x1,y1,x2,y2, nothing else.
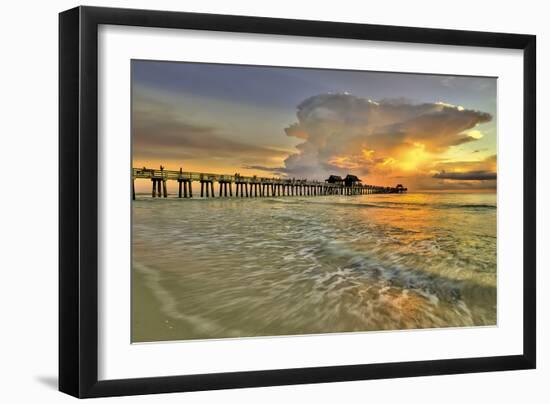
344,174,361,187
396,184,407,193
325,175,344,184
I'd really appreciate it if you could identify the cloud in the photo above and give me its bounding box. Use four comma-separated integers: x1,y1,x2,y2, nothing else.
427,155,496,189
132,91,287,163
134,119,283,160
433,170,496,180
240,164,287,176
282,93,492,180
432,154,496,173
133,87,495,190
419,178,497,191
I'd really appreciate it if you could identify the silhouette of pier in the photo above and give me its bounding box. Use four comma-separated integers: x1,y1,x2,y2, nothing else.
132,167,407,200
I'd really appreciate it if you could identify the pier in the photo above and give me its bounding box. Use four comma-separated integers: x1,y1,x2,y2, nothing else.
132,167,407,200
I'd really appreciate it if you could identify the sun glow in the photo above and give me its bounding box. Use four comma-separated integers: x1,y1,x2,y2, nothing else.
465,129,484,139
397,143,430,172
361,148,375,160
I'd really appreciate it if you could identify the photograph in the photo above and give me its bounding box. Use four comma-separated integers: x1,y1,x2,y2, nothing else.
131,60,497,343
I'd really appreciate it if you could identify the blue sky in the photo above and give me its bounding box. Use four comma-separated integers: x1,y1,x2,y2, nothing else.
133,60,496,113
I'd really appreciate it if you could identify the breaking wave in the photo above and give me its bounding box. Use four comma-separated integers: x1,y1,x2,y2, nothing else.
132,192,497,342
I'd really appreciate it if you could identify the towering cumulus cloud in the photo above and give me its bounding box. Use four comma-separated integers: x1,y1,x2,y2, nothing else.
282,93,493,186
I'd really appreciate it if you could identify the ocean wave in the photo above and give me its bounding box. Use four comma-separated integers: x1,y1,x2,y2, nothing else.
132,191,497,341
262,198,495,211
452,204,496,209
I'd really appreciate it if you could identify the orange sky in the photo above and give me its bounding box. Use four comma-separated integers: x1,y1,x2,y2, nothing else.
132,61,497,193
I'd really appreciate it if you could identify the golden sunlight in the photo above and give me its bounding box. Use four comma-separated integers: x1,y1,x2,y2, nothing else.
397,143,430,172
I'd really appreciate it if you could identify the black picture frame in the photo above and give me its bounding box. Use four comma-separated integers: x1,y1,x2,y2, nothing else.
59,5,536,398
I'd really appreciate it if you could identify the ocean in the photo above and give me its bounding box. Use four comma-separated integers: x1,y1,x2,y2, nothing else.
132,192,497,342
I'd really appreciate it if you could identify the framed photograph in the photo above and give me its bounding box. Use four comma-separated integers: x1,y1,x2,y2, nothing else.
59,6,536,398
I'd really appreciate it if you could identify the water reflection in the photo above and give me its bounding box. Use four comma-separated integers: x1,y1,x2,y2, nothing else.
132,192,496,342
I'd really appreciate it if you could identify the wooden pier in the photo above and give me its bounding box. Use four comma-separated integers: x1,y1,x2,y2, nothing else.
132,167,407,200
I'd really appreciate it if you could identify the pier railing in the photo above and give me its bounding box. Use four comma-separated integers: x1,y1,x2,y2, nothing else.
132,167,407,199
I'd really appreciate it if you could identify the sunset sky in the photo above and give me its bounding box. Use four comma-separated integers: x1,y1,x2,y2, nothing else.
132,60,497,192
